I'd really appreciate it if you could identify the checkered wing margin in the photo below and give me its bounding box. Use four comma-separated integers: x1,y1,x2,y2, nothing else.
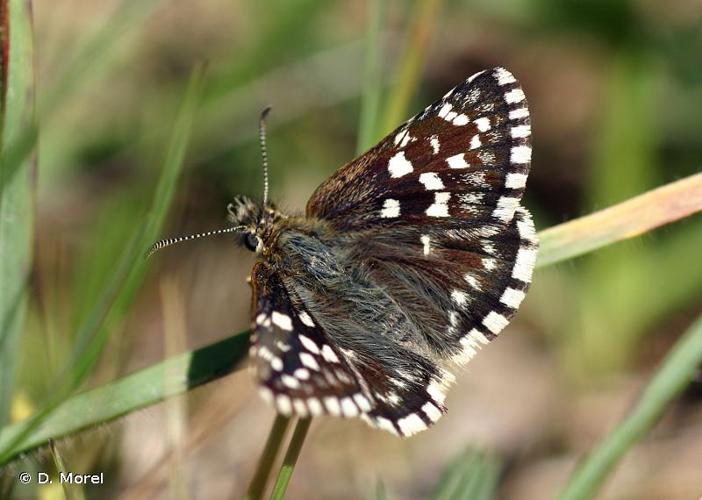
250,261,369,418
250,261,457,436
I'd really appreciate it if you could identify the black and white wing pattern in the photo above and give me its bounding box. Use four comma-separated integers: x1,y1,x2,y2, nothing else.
249,260,455,436
306,66,537,362
250,261,372,419
251,67,537,436
307,67,532,230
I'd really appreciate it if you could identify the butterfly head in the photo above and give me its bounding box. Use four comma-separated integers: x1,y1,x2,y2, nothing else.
147,107,280,258
226,195,284,254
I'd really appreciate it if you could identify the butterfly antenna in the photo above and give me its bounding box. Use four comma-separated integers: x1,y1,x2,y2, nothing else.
147,226,245,258
259,106,272,207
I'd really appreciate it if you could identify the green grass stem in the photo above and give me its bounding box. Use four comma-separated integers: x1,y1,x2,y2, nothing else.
269,418,311,500
245,415,292,500
557,311,702,499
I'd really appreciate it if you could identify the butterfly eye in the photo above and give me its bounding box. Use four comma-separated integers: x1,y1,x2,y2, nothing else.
244,233,260,253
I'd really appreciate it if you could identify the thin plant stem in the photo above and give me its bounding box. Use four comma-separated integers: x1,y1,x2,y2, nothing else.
381,0,442,135
537,172,702,268
269,418,312,500
557,312,702,499
356,0,385,154
245,415,292,500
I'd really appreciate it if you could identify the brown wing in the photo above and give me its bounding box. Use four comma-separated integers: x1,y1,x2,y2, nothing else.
306,67,532,231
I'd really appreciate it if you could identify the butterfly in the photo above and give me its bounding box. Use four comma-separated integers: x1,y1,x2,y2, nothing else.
150,67,537,436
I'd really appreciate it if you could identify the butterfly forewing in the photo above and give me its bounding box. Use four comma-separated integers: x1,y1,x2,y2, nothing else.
307,67,531,228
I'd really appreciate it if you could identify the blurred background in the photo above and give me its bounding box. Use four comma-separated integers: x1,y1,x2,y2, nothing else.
3,0,702,498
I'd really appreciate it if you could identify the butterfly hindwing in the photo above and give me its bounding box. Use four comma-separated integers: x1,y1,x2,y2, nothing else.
250,262,371,419
250,255,457,436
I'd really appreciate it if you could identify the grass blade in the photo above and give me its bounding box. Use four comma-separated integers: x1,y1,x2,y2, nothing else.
0,66,205,465
557,311,702,500
50,440,86,500
356,0,385,154
0,0,162,196
0,331,248,465
245,415,292,500
66,64,206,388
269,418,311,500
537,172,702,268
0,0,35,428
381,0,442,135
433,449,499,500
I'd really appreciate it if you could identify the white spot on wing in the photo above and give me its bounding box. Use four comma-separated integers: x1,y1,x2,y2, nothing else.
419,172,445,191
474,117,491,132
353,394,372,412
380,198,401,218
259,387,274,404
516,208,538,243
495,67,517,85
512,247,537,283
294,368,310,380
438,103,453,118
452,113,469,126
469,328,490,345
340,397,359,417
511,145,531,164
277,395,292,414
492,196,520,222
505,88,526,104
420,234,431,256
398,413,427,435
307,398,323,416
388,151,413,178
321,345,340,363
430,135,440,153
427,380,447,405
501,287,526,308
447,153,470,169
298,334,320,354
272,311,293,331
300,352,320,371
509,107,529,120
375,416,398,435
505,173,528,189
426,192,451,217
298,311,315,327
281,374,300,389
482,258,497,270
469,135,481,150
422,401,442,422
451,289,468,306
324,397,342,416
483,311,509,334
464,274,481,290
271,357,284,371
510,124,531,138
293,399,308,416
